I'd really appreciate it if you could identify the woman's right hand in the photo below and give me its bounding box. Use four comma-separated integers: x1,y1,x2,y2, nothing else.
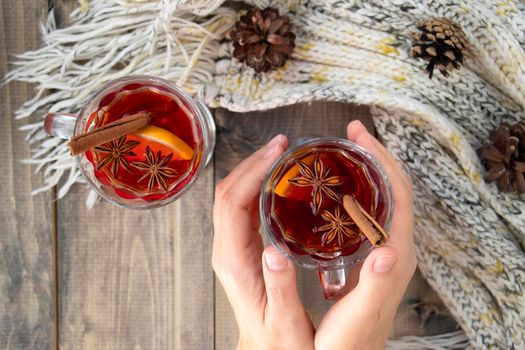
315,120,417,350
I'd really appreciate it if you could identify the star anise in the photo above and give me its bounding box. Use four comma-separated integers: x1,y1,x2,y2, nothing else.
314,207,360,246
230,7,296,73
132,146,177,192
478,122,525,193
94,136,139,177
288,153,342,214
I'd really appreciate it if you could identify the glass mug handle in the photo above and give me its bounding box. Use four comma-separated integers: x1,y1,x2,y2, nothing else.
318,267,351,300
44,113,77,139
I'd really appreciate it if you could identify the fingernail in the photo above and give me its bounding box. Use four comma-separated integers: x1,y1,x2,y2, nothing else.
349,120,365,129
350,120,371,136
265,250,288,271
264,135,283,159
373,255,396,273
267,134,283,148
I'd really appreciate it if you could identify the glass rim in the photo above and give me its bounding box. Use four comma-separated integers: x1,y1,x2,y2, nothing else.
259,136,394,270
74,75,210,210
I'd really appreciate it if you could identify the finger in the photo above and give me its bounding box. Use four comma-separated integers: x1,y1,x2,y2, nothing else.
212,135,288,302
347,120,412,193
216,134,288,209
346,121,414,247
248,197,261,232
325,244,416,350
262,246,306,325
262,246,316,349
347,119,374,140
213,134,288,252
352,244,417,314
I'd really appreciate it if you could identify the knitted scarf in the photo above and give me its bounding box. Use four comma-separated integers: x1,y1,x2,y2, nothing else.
6,0,525,348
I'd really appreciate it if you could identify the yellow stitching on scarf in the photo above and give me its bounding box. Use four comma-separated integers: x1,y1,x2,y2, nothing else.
376,38,399,56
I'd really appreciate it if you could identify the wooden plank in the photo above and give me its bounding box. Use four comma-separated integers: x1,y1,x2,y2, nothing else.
174,165,215,349
52,2,216,341
57,166,214,349
49,0,79,25
52,2,214,348
213,102,457,348
57,190,176,349
0,1,55,349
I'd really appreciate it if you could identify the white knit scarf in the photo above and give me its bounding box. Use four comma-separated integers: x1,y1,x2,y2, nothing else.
5,0,525,349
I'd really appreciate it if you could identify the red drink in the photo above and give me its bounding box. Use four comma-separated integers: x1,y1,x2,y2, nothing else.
261,141,392,262
260,138,393,298
44,75,215,209
84,83,202,201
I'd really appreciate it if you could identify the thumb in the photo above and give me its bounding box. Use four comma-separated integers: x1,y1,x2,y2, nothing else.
262,246,305,325
315,247,413,350
354,245,415,315
358,246,400,296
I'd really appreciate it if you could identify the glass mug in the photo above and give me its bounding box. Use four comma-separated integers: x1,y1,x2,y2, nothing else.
259,137,393,299
44,75,216,209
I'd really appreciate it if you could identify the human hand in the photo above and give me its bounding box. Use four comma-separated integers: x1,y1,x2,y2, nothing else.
212,135,315,350
315,121,417,350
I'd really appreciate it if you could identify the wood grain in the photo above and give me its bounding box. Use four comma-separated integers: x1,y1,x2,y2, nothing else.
57,191,175,349
57,166,214,349
174,165,215,349
213,102,458,348
0,1,54,349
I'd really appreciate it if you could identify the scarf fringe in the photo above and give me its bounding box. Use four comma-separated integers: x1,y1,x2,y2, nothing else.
4,0,234,203
386,330,469,350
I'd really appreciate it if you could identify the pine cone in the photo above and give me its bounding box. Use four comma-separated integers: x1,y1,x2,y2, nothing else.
411,18,472,79
510,122,525,151
478,122,525,193
230,7,295,73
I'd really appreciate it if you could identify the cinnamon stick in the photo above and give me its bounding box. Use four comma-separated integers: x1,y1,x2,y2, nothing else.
342,195,388,246
68,111,151,155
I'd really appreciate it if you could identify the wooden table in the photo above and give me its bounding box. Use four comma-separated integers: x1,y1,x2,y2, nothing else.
0,1,459,348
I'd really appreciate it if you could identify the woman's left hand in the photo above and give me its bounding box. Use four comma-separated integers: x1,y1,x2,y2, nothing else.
212,134,315,350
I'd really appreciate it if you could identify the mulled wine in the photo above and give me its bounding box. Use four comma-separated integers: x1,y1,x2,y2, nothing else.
44,75,215,209
261,138,393,264
84,82,202,201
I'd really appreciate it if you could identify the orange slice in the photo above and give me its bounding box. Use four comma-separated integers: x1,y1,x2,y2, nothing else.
131,125,194,160
274,154,315,197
